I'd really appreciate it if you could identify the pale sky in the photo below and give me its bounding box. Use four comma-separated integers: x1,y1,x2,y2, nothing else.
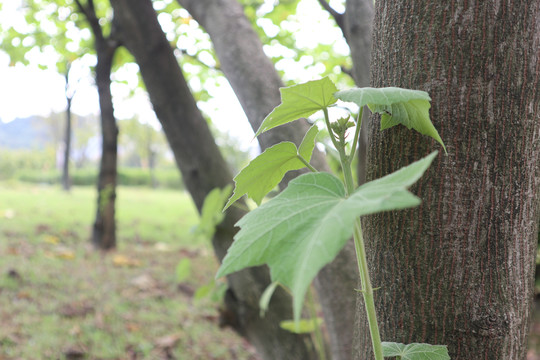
0,0,348,149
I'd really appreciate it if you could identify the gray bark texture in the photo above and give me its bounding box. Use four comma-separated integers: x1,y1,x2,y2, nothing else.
109,0,319,358
178,1,360,358
355,1,540,359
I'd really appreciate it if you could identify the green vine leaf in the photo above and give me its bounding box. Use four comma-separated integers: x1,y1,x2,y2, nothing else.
335,87,447,154
255,77,337,137
217,152,438,321
196,185,233,238
224,125,319,210
382,342,450,360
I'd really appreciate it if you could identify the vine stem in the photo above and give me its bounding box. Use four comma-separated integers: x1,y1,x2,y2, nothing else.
297,154,318,172
353,220,383,360
324,107,383,360
307,286,327,360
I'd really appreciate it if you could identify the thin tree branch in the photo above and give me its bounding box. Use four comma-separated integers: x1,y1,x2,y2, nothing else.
317,0,345,34
177,48,222,72
73,0,103,41
340,65,354,79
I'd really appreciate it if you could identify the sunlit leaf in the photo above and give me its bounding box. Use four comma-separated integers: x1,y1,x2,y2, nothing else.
224,142,304,209
197,185,232,238
335,87,446,153
224,125,318,209
382,342,450,360
280,318,323,334
217,152,437,321
194,280,215,300
255,77,337,137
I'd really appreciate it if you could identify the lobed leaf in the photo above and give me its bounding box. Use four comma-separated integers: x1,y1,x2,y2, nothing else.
255,77,337,137
223,142,305,209
224,125,319,210
217,152,438,321
382,342,450,360
335,87,446,154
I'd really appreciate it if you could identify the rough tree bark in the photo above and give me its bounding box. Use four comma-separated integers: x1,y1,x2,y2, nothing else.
109,0,318,358
178,1,363,358
75,0,120,250
355,2,540,359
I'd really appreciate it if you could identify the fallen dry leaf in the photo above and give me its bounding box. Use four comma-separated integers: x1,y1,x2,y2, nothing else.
43,234,60,244
113,254,141,267
45,246,76,260
154,333,182,349
154,242,171,252
125,322,140,332
130,274,156,291
16,291,31,300
6,246,19,255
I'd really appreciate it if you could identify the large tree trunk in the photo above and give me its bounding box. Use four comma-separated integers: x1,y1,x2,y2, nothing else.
110,0,318,358
178,1,359,358
355,2,540,359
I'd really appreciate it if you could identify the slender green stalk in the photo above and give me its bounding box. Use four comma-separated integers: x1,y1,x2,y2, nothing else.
353,220,383,360
342,157,383,360
297,155,318,172
307,287,327,360
323,107,341,151
349,107,364,161
323,106,383,360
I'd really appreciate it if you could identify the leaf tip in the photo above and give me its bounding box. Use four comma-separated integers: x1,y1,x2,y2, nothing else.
215,264,229,280
222,195,236,212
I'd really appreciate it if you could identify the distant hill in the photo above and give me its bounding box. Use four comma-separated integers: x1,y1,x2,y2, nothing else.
0,117,52,149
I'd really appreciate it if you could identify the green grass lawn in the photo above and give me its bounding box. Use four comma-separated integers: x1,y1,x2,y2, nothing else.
0,183,259,360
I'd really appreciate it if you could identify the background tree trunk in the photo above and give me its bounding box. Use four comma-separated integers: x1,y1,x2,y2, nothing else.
62,91,72,191
61,63,75,192
76,0,120,250
355,2,540,359
178,1,363,357
91,42,119,250
110,0,319,358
